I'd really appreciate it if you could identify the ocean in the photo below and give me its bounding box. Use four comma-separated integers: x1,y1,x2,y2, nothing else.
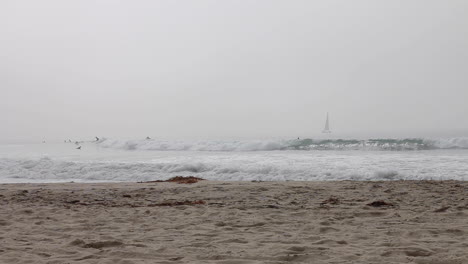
1,137,467,183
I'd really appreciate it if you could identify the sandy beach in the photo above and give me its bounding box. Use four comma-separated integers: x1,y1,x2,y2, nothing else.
0,180,467,264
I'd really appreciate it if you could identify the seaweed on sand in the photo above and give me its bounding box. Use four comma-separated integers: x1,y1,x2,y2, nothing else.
140,176,205,184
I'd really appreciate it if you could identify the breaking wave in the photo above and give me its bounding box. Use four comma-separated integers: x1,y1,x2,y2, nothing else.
1,156,466,183
96,137,468,152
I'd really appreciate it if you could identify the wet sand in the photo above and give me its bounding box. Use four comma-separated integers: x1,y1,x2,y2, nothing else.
0,180,467,264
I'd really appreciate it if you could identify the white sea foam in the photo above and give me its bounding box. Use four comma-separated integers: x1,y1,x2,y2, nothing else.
1,143,467,183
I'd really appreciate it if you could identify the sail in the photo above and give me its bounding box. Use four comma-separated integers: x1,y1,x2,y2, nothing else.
322,112,331,133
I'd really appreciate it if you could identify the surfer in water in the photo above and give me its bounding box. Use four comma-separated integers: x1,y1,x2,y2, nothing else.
95,137,99,141
76,146,81,150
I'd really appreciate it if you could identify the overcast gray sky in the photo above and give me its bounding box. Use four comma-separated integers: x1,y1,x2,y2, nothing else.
1,0,468,142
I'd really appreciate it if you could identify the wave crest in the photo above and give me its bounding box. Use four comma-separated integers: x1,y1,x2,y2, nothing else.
96,137,468,152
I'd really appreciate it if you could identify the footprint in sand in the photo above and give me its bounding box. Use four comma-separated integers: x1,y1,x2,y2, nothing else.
0,220,11,226
319,226,340,233
69,239,124,249
218,238,249,244
381,247,433,257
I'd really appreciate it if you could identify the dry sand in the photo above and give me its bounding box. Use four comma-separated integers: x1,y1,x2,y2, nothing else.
0,180,467,264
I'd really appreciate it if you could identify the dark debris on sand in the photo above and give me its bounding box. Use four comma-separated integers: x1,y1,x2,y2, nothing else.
148,200,206,207
366,200,394,207
433,206,450,212
140,176,205,184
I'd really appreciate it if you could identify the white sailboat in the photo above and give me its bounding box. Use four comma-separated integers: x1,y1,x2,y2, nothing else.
322,112,331,133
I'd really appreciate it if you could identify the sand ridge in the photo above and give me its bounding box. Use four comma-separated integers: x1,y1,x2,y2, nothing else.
0,180,467,263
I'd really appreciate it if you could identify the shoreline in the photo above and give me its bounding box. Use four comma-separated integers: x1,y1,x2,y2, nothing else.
1,180,467,263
